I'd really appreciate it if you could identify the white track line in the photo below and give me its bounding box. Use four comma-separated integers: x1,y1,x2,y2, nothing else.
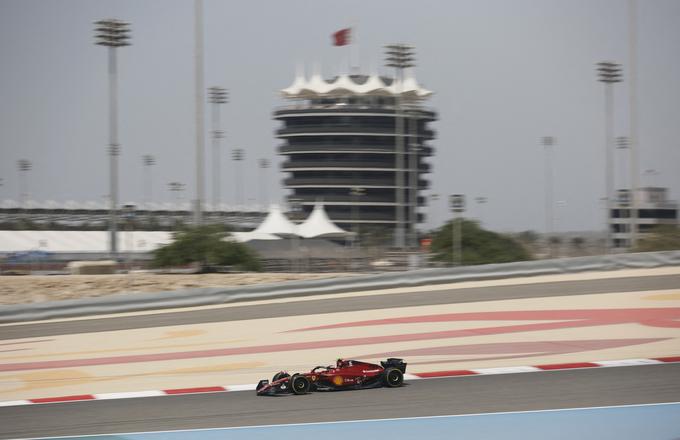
1,356,677,408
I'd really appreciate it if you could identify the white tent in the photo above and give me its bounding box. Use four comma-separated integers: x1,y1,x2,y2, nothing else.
252,205,298,237
297,203,353,239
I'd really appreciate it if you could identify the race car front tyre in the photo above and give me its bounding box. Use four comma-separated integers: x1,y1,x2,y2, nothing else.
383,367,404,387
272,371,291,382
291,374,310,395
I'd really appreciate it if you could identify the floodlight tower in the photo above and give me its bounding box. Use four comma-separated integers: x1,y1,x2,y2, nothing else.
597,61,622,254
616,136,630,191
193,0,206,226
17,159,32,209
142,155,155,211
168,181,186,204
208,86,228,213
232,148,245,206
541,136,556,257
258,158,270,207
385,44,414,249
95,18,131,258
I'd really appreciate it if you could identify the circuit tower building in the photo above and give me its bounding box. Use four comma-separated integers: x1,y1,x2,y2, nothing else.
274,70,437,240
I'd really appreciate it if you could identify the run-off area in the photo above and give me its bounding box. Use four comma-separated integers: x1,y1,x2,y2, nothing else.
38,402,680,440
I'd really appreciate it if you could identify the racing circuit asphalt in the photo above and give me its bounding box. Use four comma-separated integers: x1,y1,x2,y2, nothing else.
1,364,679,439
2,273,679,340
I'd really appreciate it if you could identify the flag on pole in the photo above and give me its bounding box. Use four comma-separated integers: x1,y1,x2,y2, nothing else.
332,28,351,46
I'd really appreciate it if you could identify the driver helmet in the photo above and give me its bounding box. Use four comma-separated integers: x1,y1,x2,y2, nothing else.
337,358,351,367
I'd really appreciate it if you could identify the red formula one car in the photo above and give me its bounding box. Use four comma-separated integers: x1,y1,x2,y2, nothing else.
256,358,407,396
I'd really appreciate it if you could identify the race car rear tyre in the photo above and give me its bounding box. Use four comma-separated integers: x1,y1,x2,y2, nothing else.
383,367,404,387
272,371,291,382
291,374,310,395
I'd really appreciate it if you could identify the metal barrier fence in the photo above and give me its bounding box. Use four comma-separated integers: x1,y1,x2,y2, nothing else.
1,250,679,324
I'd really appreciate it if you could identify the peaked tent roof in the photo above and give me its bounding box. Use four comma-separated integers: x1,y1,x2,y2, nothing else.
297,203,353,239
252,204,298,237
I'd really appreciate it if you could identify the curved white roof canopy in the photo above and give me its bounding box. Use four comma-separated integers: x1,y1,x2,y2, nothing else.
297,203,353,239
252,204,298,237
281,71,432,100
281,71,307,96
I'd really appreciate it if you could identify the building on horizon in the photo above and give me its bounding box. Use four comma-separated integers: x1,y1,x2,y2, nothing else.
610,187,679,249
274,70,437,242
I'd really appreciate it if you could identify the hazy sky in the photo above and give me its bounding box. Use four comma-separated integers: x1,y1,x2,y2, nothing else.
1,0,679,233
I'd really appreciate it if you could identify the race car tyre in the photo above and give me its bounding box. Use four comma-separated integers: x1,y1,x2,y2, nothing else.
383,367,404,387
272,371,291,382
291,374,310,395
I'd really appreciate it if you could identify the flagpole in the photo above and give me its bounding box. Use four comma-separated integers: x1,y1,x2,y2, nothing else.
332,28,354,72
351,22,359,73
348,26,352,73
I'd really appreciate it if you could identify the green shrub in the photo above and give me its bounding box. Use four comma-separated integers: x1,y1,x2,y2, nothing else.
430,219,531,265
153,225,261,271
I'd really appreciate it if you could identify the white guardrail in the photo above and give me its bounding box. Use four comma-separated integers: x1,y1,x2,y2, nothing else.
1,251,679,324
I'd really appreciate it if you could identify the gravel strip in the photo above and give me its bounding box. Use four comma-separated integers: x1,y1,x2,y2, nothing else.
0,273,355,305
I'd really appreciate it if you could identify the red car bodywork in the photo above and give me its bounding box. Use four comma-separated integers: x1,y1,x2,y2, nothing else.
256,358,407,396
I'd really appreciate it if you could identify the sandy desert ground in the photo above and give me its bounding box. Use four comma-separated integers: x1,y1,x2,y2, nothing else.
0,272,354,305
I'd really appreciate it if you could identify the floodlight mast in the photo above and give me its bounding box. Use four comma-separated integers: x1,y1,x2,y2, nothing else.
232,148,245,207
408,111,421,249
541,136,556,257
258,158,271,207
616,136,630,191
95,18,131,259
385,44,414,249
194,0,205,226
17,159,32,210
208,86,228,214
142,155,155,214
597,61,622,253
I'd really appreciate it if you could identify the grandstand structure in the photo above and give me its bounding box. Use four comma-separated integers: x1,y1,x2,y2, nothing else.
0,204,357,272
0,199,267,231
